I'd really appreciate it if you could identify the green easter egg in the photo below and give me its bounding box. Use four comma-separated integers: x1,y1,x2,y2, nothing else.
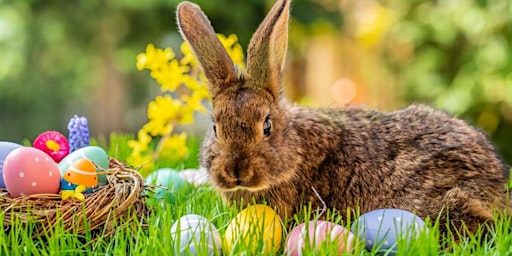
145,168,192,204
58,146,109,185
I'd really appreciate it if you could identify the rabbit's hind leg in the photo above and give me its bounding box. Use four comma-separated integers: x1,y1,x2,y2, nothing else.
438,187,495,238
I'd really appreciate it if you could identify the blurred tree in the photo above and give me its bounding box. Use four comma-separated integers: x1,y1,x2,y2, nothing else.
379,0,512,162
0,0,181,141
0,0,340,142
0,0,510,164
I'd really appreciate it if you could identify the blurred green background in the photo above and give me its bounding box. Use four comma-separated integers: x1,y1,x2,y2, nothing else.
0,0,511,164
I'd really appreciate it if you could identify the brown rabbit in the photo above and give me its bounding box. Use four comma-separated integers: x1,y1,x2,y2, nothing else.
177,0,510,235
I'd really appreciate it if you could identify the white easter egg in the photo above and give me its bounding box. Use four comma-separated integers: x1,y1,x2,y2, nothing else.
170,214,222,255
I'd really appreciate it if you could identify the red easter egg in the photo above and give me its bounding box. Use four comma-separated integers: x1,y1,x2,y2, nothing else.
285,220,355,256
3,147,61,197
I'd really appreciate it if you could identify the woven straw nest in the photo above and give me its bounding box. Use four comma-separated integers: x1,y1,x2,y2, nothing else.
0,158,150,238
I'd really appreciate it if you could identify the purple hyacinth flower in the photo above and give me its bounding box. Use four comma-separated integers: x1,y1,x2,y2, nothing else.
68,115,90,152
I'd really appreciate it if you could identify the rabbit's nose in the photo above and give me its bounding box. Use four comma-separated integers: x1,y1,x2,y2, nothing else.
234,177,242,186
230,167,250,186
230,167,243,182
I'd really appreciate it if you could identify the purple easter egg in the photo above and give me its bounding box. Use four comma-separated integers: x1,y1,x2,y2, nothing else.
0,141,23,188
351,208,425,255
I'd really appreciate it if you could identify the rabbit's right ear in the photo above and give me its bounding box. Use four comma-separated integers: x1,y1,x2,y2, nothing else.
177,2,239,99
246,0,291,100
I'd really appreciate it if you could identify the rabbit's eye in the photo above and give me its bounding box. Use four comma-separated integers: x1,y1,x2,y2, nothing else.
263,117,271,137
213,124,217,137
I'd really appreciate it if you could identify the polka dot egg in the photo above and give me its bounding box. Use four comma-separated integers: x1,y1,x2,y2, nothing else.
170,214,222,255
3,147,61,197
351,208,425,255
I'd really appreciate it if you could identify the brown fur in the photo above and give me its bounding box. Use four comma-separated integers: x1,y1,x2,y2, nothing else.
177,0,510,235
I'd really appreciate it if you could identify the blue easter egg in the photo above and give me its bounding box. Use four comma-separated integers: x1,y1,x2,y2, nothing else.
0,141,23,188
145,168,192,203
351,208,425,255
170,214,222,255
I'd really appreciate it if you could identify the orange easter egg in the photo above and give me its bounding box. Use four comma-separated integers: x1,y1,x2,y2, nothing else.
63,159,98,187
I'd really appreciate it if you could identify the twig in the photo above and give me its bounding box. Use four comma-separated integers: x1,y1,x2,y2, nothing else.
311,186,327,219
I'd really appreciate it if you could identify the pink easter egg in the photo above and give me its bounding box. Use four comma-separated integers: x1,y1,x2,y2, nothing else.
285,220,355,256
3,147,61,197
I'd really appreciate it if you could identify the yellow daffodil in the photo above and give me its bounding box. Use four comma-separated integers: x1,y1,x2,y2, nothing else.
132,34,245,168
127,129,152,155
179,42,198,68
218,33,245,69
136,44,175,71
158,133,189,160
151,59,190,92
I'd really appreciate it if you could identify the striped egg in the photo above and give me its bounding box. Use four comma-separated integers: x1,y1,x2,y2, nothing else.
170,214,222,255
63,159,98,187
285,220,355,256
58,146,109,185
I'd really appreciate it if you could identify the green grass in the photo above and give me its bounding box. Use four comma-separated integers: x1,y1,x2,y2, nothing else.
1,134,511,255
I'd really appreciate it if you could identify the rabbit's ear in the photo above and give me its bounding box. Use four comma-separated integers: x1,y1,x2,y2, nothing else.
177,2,239,98
246,0,290,99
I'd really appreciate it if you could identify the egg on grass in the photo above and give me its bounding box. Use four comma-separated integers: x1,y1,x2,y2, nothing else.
223,204,283,254
145,168,193,204
285,220,355,256
170,214,222,256
351,208,426,255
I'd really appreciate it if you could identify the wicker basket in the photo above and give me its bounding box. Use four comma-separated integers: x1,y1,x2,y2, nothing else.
0,158,150,238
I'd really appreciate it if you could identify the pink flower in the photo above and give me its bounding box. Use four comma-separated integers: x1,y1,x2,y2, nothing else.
33,131,70,163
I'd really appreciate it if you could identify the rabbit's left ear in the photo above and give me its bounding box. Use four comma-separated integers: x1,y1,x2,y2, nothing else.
177,1,239,99
246,0,291,99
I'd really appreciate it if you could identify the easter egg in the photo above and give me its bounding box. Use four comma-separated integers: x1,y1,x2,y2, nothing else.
60,179,93,194
0,141,23,188
224,204,282,254
285,220,355,255
145,168,193,203
170,214,222,255
3,147,61,197
58,146,109,185
351,208,425,255
63,159,98,187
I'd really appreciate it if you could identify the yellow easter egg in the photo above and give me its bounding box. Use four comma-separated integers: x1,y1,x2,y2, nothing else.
224,204,283,254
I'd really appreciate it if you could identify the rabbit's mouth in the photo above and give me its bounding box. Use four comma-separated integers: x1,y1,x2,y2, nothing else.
216,179,269,192
212,170,270,192
219,184,268,192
